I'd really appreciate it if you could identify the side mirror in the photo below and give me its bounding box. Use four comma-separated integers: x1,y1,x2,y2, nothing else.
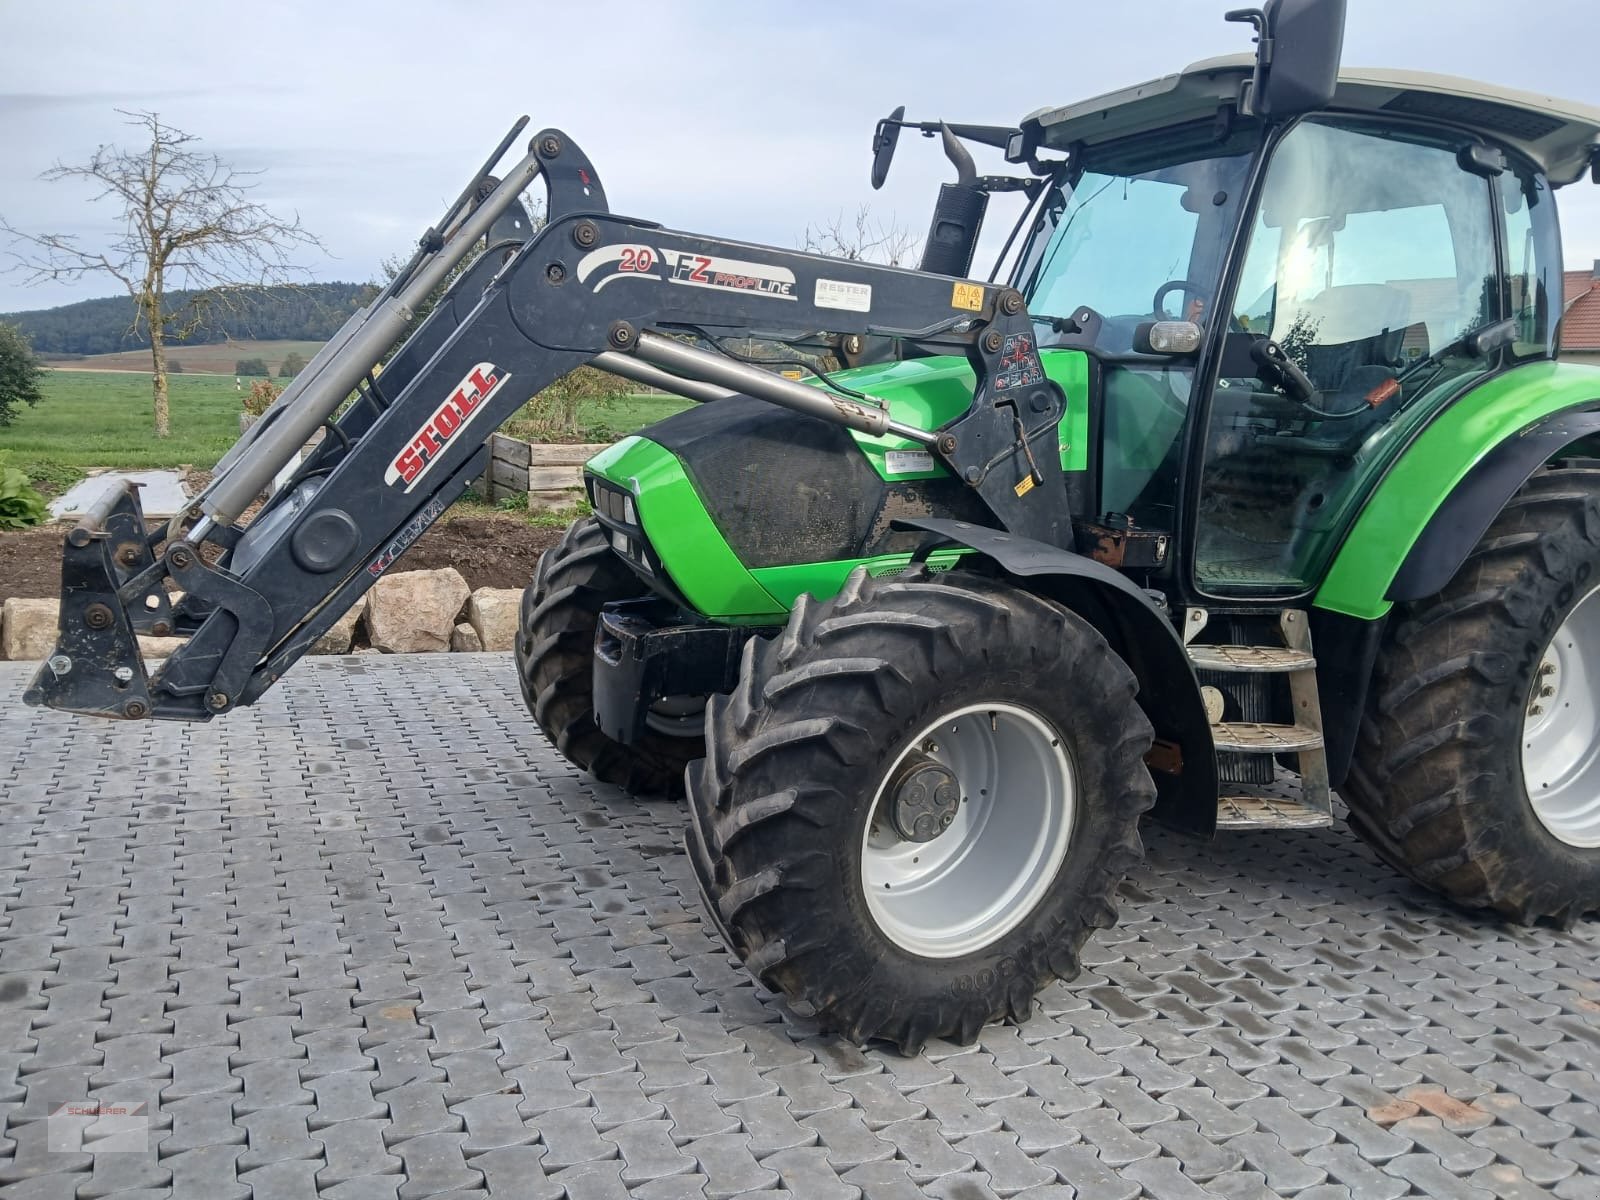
1228,0,1347,118
871,106,906,190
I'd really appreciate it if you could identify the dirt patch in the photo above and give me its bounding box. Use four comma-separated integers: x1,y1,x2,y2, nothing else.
0,513,559,606
397,514,561,590
0,528,70,606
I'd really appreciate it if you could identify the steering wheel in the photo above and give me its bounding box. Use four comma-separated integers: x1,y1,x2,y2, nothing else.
1152,279,1206,321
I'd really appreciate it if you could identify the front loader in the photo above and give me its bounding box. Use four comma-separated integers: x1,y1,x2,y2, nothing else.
26,0,1600,1050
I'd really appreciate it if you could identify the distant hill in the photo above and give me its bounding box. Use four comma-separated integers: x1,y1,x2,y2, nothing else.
2,283,375,357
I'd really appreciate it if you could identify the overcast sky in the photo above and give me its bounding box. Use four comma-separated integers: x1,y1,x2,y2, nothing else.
4,0,1599,314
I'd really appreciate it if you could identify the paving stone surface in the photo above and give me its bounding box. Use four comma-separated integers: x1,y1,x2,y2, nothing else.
1,653,1597,1198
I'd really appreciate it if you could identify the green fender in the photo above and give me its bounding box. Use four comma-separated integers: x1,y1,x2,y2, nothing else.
1315,361,1600,620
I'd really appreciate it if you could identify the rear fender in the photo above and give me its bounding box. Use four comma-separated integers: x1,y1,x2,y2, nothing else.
1316,362,1600,620
1387,408,1600,602
896,517,1219,835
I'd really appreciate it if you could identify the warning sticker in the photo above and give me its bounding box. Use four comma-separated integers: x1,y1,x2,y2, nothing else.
1014,474,1037,498
994,331,1044,392
815,279,872,313
884,449,936,475
951,282,985,312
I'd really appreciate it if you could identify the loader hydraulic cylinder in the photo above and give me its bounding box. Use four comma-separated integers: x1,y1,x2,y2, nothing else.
199,148,546,528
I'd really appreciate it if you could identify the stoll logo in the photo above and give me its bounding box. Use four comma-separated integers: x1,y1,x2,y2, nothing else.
47,1099,150,1153
385,363,509,493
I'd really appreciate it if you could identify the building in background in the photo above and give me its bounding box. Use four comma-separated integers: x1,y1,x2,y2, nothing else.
1562,261,1600,365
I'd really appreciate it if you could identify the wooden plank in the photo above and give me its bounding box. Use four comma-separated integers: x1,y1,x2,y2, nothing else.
526,442,610,466
490,433,531,469
491,457,528,493
527,465,585,491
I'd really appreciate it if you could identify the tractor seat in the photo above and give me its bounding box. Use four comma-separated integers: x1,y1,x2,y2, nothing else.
1289,283,1410,392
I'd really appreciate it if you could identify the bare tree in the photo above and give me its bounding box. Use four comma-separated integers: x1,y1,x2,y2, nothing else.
802,205,920,267
1,110,321,437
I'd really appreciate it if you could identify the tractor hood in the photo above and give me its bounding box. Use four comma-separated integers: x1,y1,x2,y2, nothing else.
582,351,1090,621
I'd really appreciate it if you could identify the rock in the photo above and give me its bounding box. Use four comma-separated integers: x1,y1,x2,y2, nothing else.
450,622,483,653
366,568,469,653
137,636,189,660
310,598,366,655
467,588,522,653
2,598,59,661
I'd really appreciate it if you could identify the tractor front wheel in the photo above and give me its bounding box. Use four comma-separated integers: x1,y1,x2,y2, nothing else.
1346,465,1600,924
515,517,701,799
686,567,1155,1051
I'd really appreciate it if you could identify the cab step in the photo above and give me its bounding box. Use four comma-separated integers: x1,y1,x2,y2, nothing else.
1185,608,1332,830
1211,721,1323,753
1217,792,1334,829
1185,644,1315,672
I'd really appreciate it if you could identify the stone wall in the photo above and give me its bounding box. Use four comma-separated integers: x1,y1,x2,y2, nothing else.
1,570,524,661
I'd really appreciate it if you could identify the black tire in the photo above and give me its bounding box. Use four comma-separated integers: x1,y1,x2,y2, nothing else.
685,567,1156,1052
515,517,700,799
1346,465,1600,925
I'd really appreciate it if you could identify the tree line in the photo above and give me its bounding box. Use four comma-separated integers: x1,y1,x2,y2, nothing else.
1,282,373,357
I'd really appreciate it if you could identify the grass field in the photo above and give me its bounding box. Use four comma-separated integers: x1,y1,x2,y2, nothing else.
44,338,326,376
0,367,695,496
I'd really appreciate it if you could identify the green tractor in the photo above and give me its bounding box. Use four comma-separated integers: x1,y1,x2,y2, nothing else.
519,5,1600,1045
26,0,1600,1053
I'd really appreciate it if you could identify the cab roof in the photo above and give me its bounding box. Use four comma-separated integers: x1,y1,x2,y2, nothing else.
1026,54,1600,185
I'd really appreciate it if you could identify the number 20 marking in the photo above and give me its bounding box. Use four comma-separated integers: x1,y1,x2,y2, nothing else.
619,247,654,272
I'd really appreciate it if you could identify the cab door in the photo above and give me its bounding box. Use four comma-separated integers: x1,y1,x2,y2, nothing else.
1193,116,1504,595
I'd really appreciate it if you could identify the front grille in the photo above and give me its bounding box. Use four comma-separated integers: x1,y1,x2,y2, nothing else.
587,474,700,613
588,477,651,572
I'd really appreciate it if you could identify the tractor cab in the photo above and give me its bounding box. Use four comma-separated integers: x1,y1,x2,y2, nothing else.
1010,57,1595,599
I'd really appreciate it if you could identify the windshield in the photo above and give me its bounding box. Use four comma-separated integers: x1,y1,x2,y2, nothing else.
1014,124,1259,354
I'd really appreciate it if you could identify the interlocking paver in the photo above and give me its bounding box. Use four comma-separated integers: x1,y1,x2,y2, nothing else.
1228,1130,1329,1192
682,1131,777,1197
471,1144,563,1199
389,1130,484,1198
314,1117,405,1184
0,654,1595,1200
1384,1152,1496,1199
1037,1145,1141,1200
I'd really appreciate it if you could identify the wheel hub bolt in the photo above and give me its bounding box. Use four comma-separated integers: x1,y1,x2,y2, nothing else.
888,756,962,843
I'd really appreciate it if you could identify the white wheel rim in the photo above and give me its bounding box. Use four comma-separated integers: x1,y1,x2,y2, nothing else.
1522,580,1600,848
861,702,1076,959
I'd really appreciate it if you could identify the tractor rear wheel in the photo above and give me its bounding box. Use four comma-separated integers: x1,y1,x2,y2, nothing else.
685,567,1155,1051
1346,465,1600,924
515,517,701,799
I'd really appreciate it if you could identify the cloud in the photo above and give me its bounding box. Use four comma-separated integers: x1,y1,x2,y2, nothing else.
3,0,1598,313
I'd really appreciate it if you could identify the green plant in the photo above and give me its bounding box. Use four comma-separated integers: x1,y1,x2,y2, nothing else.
235,357,270,377
528,501,591,529
0,322,46,426
0,454,50,529
519,366,626,442
242,378,282,417
279,351,307,378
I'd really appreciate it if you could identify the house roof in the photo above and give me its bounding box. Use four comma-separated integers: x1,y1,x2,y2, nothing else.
1563,270,1600,351
1026,56,1600,184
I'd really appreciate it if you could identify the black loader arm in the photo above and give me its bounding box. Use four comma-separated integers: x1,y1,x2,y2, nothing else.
26,125,1068,722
